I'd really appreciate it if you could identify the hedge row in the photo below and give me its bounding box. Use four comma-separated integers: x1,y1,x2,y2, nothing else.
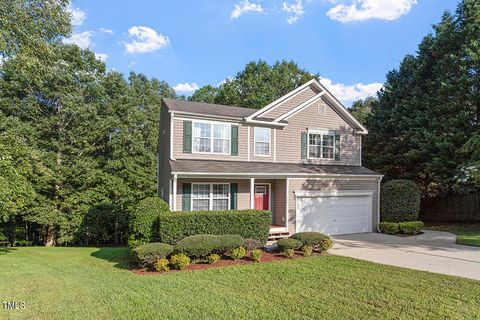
133,234,247,269
175,234,244,258
378,221,424,235
158,210,272,245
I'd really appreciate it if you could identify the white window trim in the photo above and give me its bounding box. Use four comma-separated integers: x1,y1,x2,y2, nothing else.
253,127,271,157
191,182,231,211
307,129,336,160
192,120,231,155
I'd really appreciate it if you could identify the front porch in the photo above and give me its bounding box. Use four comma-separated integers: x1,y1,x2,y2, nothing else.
169,176,290,239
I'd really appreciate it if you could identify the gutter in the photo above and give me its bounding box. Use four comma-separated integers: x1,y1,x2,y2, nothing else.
171,172,383,179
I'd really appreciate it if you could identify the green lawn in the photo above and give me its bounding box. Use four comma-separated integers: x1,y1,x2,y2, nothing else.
426,224,480,247
1,247,479,320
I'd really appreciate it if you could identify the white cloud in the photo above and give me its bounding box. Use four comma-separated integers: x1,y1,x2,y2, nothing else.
282,0,305,24
230,0,264,19
173,82,200,93
63,31,93,49
70,7,86,27
128,61,137,68
124,26,169,54
320,77,382,104
326,0,417,22
95,53,108,62
99,28,114,34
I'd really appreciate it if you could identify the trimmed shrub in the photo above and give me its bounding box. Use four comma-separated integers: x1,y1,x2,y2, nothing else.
318,238,333,252
133,242,173,268
174,234,244,258
284,249,295,258
128,197,170,247
398,221,424,234
379,222,400,235
153,258,170,272
379,221,424,235
243,238,262,251
290,232,329,246
381,180,421,222
170,254,190,270
290,232,332,252
302,245,313,257
158,210,271,245
277,238,302,252
251,249,262,262
206,253,221,264
231,247,246,260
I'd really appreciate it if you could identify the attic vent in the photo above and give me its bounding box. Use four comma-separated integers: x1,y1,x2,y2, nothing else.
317,103,326,116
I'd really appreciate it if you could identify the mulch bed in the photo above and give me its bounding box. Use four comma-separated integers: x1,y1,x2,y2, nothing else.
132,251,320,275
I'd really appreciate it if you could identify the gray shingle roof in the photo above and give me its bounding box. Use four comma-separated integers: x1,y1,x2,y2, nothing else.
170,159,381,176
163,98,256,119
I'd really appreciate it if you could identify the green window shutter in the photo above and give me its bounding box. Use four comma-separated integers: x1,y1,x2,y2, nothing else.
182,183,191,211
183,121,192,153
230,183,238,209
301,132,307,159
335,134,341,161
231,125,238,156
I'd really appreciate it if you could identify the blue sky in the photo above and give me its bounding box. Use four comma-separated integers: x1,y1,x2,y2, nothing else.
67,0,459,105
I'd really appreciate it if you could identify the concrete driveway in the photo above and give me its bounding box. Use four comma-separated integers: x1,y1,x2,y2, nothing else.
331,230,480,281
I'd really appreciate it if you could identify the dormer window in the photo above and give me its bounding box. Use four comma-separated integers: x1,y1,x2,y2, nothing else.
254,127,270,156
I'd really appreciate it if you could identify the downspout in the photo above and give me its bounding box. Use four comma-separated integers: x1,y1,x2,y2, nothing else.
376,176,383,233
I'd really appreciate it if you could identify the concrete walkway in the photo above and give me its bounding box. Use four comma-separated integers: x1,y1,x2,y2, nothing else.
331,230,480,281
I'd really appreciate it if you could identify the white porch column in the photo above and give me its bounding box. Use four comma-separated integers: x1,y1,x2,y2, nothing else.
168,180,172,209
250,178,255,209
172,174,178,211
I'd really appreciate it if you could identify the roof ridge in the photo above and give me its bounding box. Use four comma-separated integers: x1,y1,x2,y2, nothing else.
163,97,254,111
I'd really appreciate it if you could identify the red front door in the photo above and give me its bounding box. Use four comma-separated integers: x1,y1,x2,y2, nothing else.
254,185,269,210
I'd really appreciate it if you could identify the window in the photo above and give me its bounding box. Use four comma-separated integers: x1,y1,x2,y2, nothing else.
193,121,230,154
192,183,230,211
308,132,335,159
254,127,270,156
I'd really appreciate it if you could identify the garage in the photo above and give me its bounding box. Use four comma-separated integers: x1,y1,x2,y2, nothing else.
295,191,373,236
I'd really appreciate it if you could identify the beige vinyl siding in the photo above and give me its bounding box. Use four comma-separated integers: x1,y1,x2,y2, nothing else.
287,178,379,234
259,85,318,120
172,117,248,161
250,126,274,162
157,102,171,203
276,98,361,165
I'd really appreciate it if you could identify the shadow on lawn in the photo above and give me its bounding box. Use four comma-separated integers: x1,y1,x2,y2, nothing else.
0,247,17,255
90,247,132,270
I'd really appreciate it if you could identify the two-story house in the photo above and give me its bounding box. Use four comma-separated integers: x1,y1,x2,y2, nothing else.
157,79,382,239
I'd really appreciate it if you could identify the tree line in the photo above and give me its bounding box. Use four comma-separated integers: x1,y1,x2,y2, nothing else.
350,0,480,198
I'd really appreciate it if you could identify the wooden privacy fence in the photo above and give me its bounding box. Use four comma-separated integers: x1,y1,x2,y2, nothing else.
420,192,480,222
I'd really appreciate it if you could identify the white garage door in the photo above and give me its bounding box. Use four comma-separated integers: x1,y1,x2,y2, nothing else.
296,195,372,236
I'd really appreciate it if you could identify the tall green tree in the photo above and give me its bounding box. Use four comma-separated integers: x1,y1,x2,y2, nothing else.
350,97,376,125
191,60,317,109
0,44,175,245
0,0,71,83
363,0,480,197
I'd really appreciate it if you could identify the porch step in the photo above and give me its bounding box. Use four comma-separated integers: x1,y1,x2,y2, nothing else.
268,231,290,241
